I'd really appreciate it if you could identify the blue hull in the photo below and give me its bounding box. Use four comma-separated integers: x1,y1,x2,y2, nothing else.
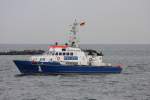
13,60,122,74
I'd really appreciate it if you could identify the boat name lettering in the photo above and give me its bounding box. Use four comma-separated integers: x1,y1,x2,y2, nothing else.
64,56,78,60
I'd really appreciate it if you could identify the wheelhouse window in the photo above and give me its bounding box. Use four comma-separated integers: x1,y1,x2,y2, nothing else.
70,52,73,56
59,52,62,55
66,52,69,55
55,52,58,55
62,49,66,51
63,52,65,55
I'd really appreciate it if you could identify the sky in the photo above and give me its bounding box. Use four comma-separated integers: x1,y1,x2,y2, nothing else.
0,0,150,44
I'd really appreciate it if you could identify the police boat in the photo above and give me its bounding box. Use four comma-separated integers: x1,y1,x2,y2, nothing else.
13,20,122,74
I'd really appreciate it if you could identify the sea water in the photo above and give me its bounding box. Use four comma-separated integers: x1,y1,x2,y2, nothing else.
0,44,150,100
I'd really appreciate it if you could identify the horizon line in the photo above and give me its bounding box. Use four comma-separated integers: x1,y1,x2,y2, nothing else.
0,43,150,45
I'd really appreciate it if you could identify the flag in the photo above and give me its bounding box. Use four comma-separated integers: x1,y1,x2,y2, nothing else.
80,22,85,26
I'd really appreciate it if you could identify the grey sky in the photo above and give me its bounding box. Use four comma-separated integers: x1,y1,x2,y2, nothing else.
0,0,150,44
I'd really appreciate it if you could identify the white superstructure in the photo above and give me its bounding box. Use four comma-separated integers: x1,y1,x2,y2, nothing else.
30,45,107,66
30,20,110,66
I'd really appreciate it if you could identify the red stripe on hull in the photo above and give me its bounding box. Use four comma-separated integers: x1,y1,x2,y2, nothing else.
48,45,69,48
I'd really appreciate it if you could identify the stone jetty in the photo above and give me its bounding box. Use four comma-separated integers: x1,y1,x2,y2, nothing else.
0,50,45,55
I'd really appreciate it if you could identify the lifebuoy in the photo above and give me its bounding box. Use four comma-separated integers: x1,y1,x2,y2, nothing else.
57,57,60,61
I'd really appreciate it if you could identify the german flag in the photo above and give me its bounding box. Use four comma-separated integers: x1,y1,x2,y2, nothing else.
80,22,85,26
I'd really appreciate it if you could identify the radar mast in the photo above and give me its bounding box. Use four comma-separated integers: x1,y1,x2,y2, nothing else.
69,19,79,47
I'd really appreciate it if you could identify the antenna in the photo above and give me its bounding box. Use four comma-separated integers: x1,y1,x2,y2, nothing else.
69,19,79,47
